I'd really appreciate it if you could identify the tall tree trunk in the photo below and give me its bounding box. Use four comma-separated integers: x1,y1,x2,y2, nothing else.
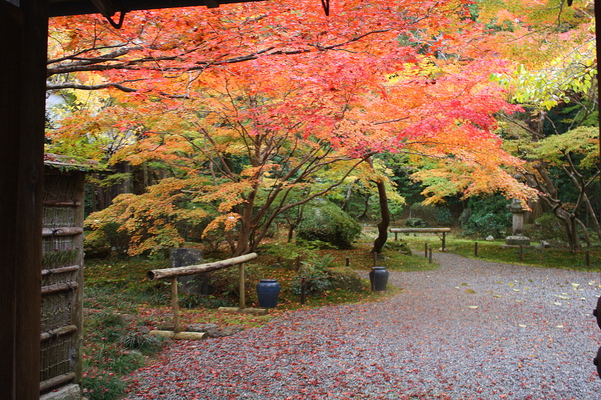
341,178,358,212
359,194,370,220
371,177,390,254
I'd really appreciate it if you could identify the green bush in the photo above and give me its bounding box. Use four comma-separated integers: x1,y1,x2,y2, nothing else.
82,375,127,400
121,332,164,353
532,213,568,241
296,200,362,249
405,217,428,227
209,265,261,300
435,207,452,225
460,194,511,238
261,241,319,269
179,293,235,309
290,255,335,296
409,203,438,221
384,240,412,255
327,267,365,292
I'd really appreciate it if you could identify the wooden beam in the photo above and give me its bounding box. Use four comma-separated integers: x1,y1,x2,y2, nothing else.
389,228,452,233
49,0,265,17
0,1,48,399
147,252,258,281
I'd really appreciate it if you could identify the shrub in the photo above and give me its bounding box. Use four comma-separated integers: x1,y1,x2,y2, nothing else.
405,217,428,228
532,213,568,241
290,254,336,295
384,240,412,255
409,203,438,221
121,332,164,353
209,264,261,300
179,293,235,309
460,194,511,238
261,241,319,269
327,267,365,292
296,200,362,249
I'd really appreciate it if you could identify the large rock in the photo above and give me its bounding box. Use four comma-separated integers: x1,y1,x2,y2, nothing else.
505,235,531,246
40,384,83,400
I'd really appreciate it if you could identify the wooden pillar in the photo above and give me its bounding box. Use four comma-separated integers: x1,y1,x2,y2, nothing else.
239,263,246,309
442,232,446,252
171,277,181,333
0,1,48,399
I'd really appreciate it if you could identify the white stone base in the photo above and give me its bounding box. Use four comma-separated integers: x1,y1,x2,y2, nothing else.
505,235,531,246
40,384,83,400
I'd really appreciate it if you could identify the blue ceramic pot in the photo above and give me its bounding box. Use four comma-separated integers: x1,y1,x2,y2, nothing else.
369,267,389,291
257,279,280,308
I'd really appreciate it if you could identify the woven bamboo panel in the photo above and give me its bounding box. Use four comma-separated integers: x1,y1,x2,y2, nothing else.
40,334,75,383
42,266,79,287
41,291,75,332
43,207,76,228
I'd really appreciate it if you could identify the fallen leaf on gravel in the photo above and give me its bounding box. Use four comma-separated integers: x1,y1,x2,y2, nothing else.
519,324,527,328
556,325,564,328
554,301,562,306
467,306,478,309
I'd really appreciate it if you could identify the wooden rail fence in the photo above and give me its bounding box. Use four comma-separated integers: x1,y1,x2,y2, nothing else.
147,252,258,338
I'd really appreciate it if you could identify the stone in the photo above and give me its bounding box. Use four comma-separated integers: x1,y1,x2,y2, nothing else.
187,323,219,332
40,384,82,400
505,235,531,246
218,307,268,315
206,326,245,338
148,330,207,340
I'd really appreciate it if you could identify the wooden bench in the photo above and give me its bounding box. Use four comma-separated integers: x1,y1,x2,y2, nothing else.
389,227,451,251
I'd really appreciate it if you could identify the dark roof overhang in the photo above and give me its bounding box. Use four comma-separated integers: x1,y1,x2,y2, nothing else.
49,0,265,18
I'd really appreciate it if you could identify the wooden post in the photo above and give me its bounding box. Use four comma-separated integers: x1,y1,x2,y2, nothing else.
0,2,48,398
300,278,306,305
428,248,433,263
239,263,246,309
442,232,446,252
345,257,350,267
171,277,181,333
394,232,398,241
424,243,428,258
475,242,478,257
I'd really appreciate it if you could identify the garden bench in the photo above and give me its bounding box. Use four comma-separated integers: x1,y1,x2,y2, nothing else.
389,227,451,251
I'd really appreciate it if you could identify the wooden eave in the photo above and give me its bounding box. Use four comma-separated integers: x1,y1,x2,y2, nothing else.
49,0,265,17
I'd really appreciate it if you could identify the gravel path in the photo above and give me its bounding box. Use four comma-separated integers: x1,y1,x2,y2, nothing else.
125,252,601,399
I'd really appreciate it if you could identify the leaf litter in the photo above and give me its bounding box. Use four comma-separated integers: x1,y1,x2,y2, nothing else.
124,252,601,400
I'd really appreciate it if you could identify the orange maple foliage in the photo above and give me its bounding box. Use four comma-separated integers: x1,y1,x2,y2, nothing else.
49,0,540,255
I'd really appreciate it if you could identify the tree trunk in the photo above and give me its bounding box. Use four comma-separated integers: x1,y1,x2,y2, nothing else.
341,178,358,212
371,177,390,254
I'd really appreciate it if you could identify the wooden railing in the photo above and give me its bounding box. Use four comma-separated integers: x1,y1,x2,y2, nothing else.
389,227,451,251
147,253,258,335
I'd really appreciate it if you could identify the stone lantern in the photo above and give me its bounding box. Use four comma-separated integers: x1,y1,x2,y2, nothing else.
505,199,531,246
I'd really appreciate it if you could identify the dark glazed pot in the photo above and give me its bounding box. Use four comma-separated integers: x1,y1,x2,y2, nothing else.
257,279,281,308
369,267,389,291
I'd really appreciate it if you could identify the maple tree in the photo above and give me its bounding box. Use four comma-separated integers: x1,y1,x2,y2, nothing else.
47,0,541,255
484,0,599,250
